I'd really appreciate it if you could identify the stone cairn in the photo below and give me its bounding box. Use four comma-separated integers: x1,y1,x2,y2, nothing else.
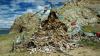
25,11,80,54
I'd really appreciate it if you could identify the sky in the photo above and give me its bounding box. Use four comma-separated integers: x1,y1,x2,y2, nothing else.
0,0,68,28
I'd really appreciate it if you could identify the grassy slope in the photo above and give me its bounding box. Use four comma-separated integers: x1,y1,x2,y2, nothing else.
0,34,66,56
0,34,100,56
0,34,15,56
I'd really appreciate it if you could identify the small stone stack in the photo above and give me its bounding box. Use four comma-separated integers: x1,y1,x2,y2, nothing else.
27,11,74,53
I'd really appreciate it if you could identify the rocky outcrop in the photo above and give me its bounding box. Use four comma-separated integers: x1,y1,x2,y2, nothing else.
78,0,100,16
30,11,69,53
10,2,100,55
10,13,39,34
25,11,82,55
57,3,98,26
55,2,100,33
12,11,81,54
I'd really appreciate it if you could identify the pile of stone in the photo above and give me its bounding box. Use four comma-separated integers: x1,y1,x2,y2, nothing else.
22,11,80,54
11,1,100,55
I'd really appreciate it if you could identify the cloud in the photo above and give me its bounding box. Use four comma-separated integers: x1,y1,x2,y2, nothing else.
0,5,10,10
0,0,13,5
0,23,13,28
0,19,14,28
48,0,66,4
25,8,36,13
0,3,21,20
0,0,46,28
15,0,35,3
37,5,44,10
12,0,45,5
0,0,67,28
0,20,13,24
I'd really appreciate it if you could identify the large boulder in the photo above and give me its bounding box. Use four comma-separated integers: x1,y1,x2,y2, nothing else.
10,13,39,34
57,4,98,26
55,2,100,34
79,0,100,16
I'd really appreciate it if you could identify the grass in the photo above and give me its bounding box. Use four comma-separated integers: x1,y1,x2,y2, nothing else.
0,33,100,56
82,24,100,32
78,38,100,49
0,34,19,56
82,25,94,32
0,34,66,56
0,34,32,56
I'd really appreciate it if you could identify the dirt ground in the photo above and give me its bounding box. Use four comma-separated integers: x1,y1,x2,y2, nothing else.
0,34,100,56
69,47,100,56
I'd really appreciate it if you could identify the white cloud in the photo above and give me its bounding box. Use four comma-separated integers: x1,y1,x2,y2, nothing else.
0,5,10,9
48,0,66,4
10,0,22,11
0,23,13,28
0,5,14,14
16,0,46,5
26,9,33,12
24,8,36,13
0,19,14,24
0,10,10,15
13,0,45,5
0,4,20,16
0,0,68,28
37,5,44,10
0,19,14,28
35,0,45,5
36,5,50,11
16,0,35,3
22,0,35,3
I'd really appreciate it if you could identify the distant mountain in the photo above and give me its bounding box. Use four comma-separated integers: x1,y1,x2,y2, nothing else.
0,28,10,35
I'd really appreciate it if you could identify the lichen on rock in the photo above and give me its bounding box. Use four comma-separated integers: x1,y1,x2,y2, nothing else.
10,13,39,34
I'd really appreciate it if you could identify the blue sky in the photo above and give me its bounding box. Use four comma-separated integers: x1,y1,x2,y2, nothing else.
0,0,67,28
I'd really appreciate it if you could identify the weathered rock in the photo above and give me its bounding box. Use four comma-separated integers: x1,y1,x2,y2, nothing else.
57,4,98,26
10,13,39,34
55,2,100,37
28,11,70,53
10,1,100,55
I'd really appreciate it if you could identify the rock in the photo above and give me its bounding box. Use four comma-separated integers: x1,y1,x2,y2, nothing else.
55,2,99,38
28,48,37,54
12,10,83,53
28,10,69,53
83,32,95,37
57,4,98,26
10,13,39,34
10,1,100,55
